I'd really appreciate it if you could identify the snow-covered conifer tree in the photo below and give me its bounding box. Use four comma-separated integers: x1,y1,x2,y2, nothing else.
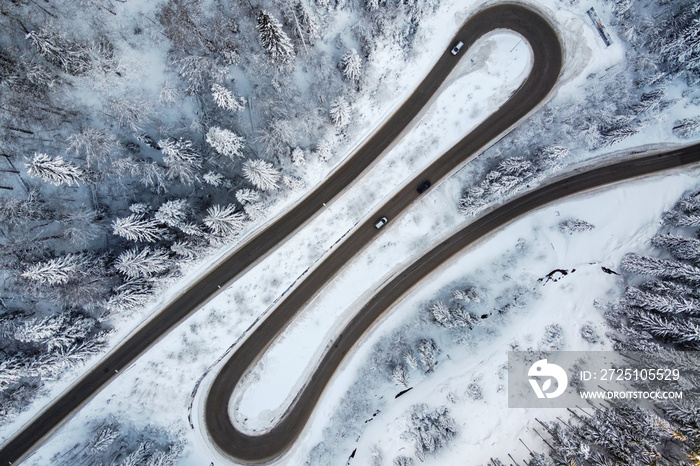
329,97,350,128
392,365,410,387
408,404,456,459
235,188,261,205
257,10,295,64
635,311,700,344
393,456,413,466
171,240,199,260
155,199,189,228
26,28,91,75
559,219,595,234
110,98,152,132
26,153,84,186
203,204,246,236
624,286,700,316
91,426,120,453
243,202,267,221
315,140,332,162
106,280,152,313
112,214,165,243
404,351,418,370
286,1,320,44
66,128,117,168
498,157,532,177
341,48,362,84
206,126,245,159
158,138,202,185
599,123,639,146
663,210,700,227
175,55,229,94
20,253,88,285
651,233,700,263
243,159,280,190
203,171,225,187
291,147,306,166
211,83,245,112
417,338,437,373
114,247,170,278
282,175,305,191
257,120,295,157
159,81,180,105
428,301,450,327
621,253,700,283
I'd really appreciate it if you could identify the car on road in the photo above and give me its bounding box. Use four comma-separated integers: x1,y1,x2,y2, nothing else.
451,41,464,55
374,217,388,229
417,180,432,193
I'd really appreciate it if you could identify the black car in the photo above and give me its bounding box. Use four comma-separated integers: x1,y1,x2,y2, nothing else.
417,180,431,193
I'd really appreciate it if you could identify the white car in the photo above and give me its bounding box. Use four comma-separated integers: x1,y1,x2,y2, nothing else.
451,41,464,55
374,217,388,229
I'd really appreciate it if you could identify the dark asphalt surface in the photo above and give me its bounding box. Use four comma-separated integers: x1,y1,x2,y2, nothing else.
205,3,565,463
0,3,558,465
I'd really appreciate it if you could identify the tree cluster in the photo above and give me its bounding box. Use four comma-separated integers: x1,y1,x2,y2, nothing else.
527,190,700,465
50,416,183,466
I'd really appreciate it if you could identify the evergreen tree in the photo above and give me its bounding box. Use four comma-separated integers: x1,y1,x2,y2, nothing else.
341,48,362,84
243,159,280,191
114,247,170,278
392,364,410,387
26,28,91,75
651,233,700,263
20,253,88,285
624,286,700,316
26,153,84,186
106,280,152,313
155,199,189,228
112,214,165,243
211,83,245,112
203,204,246,236
235,188,261,205
408,404,456,459
417,338,437,373
559,219,595,234
257,119,295,157
282,175,305,191
621,252,700,283
291,147,306,166
287,1,320,44
158,138,202,185
206,126,245,159
664,210,700,227
66,127,118,168
329,96,350,127
257,10,295,64
315,140,332,162
203,171,225,187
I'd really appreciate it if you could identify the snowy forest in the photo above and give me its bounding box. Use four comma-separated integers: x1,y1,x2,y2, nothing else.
457,0,700,214
521,192,700,465
0,0,440,441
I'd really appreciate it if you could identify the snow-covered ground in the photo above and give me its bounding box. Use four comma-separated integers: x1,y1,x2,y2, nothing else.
335,167,700,465
17,0,700,463
229,31,531,434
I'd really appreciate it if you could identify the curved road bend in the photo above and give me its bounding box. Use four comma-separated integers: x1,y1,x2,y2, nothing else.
0,3,560,465
206,3,564,463
209,144,700,463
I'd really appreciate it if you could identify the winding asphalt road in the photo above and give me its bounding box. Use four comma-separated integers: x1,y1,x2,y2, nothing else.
0,3,559,465
209,143,700,463
204,3,565,463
